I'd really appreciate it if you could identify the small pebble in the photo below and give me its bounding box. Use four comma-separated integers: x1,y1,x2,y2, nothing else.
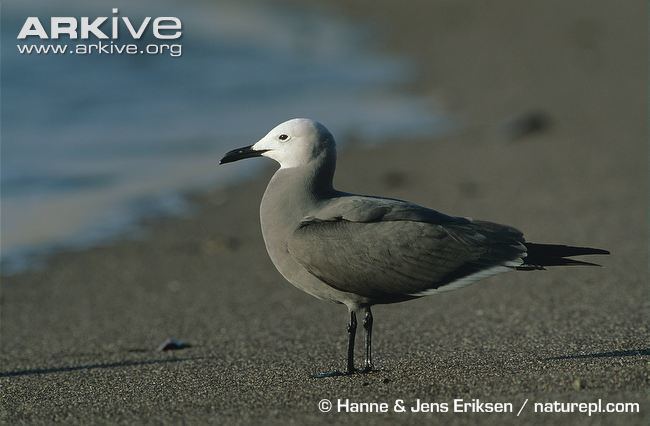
502,110,552,141
157,338,191,351
572,378,585,391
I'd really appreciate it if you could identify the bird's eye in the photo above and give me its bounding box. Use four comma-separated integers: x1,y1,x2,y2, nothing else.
278,134,289,141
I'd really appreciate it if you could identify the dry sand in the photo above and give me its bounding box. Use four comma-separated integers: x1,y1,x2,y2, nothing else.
1,0,647,424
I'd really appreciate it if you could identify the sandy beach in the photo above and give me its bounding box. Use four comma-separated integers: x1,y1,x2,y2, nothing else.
1,0,647,424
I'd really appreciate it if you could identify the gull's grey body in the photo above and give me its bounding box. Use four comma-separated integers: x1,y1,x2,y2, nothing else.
260,165,526,308
220,118,608,376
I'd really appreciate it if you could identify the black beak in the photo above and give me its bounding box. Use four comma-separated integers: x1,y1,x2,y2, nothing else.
219,145,268,165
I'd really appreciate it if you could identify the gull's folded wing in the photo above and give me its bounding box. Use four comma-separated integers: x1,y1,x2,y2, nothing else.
288,197,526,301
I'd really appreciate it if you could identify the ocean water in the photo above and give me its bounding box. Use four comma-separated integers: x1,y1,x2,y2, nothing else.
1,0,449,272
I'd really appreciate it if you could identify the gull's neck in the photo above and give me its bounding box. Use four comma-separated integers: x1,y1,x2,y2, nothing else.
261,148,337,224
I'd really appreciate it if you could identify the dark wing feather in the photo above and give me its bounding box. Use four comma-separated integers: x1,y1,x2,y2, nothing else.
519,242,609,268
287,217,526,301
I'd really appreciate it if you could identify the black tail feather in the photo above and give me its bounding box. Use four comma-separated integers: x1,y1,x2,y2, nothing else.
519,242,609,269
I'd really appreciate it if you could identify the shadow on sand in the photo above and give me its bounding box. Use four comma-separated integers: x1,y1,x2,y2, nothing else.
0,356,202,378
544,348,650,361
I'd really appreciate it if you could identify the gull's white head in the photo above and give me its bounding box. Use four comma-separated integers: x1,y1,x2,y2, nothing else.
220,118,336,169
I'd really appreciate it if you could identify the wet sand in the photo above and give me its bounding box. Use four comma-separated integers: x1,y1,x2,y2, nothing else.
1,0,647,424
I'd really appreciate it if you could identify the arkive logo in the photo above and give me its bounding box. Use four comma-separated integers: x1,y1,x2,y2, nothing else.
16,8,183,57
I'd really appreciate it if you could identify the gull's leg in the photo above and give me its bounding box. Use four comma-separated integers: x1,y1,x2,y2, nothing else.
361,306,374,372
346,310,358,374
312,309,357,378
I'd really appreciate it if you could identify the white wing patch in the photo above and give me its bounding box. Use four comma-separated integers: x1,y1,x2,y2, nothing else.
410,258,524,297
